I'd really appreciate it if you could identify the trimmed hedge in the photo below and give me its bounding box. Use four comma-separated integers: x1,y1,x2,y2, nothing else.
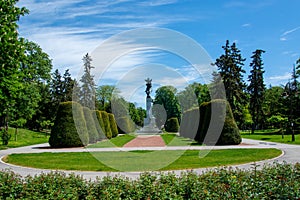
49,101,89,147
95,111,106,140
108,113,119,138
180,100,241,145
117,116,136,134
99,111,112,139
92,110,105,140
179,107,200,139
165,117,179,132
196,99,241,145
82,107,99,143
0,163,299,199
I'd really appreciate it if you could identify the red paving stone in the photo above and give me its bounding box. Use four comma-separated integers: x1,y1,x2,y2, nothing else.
123,135,166,147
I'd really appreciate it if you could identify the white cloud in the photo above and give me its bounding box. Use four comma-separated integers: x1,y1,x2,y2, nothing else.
140,0,178,6
242,23,251,27
267,72,291,86
17,0,186,78
280,26,300,41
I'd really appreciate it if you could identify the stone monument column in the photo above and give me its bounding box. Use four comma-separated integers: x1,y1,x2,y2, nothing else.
137,78,161,134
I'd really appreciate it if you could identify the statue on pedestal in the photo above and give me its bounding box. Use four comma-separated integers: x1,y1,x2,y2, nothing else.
145,78,152,98
137,78,161,134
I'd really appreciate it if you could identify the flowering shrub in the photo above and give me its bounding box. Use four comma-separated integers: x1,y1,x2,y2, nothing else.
0,163,299,199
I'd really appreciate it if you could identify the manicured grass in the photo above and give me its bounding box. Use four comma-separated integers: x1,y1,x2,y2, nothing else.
242,134,300,145
87,134,136,148
161,133,199,146
5,148,281,172
0,128,49,150
241,129,281,135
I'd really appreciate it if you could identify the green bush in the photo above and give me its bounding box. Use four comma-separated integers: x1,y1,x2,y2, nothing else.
0,163,299,199
194,99,241,145
165,117,179,132
94,111,106,140
0,129,11,145
179,108,200,139
108,113,119,138
99,111,112,139
82,107,99,143
117,116,136,134
49,102,89,147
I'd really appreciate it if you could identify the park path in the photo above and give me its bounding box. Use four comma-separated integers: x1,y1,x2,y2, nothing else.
123,135,166,147
0,138,299,180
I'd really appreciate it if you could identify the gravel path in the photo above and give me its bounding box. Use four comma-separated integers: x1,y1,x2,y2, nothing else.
0,137,299,180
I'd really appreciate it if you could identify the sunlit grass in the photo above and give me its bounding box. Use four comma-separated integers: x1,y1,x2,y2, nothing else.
0,128,49,150
242,134,300,145
5,148,282,172
87,134,136,148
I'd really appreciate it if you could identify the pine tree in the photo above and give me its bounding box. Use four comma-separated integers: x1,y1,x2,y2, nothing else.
247,49,266,134
62,69,75,102
215,40,247,126
80,53,96,109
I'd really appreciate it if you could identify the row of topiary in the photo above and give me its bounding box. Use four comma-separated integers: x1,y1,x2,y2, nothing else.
49,101,120,148
180,99,242,145
0,163,298,199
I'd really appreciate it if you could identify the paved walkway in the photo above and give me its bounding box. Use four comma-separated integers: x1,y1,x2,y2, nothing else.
123,135,166,147
0,137,299,180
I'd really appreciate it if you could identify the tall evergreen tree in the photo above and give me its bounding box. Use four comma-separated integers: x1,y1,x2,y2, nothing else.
215,40,247,126
80,53,96,109
62,69,75,102
247,49,266,133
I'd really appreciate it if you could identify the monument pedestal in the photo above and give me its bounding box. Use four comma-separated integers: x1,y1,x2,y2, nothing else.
137,97,161,134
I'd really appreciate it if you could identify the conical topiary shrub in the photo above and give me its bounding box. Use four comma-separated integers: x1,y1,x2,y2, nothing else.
99,111,112,139
82,107,99,143
49,101,89,147
108,113,119,138
194,99,241,145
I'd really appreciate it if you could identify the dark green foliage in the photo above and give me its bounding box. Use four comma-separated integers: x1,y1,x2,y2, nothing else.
99,111,112,139
0,163,299,199
96,85,116,112
177,82,211,112
0,129,11,145
215,40,247,127
79,53,96,109
82,107,99,143
194,99,241,145
248,49,266,133
108,113,118,138
94,111,106,140
92,110,105,140
153,86,181,125
0,0,29,129
117,117,136,134
180,108,200,139
165,117,179,132
49,102,89,147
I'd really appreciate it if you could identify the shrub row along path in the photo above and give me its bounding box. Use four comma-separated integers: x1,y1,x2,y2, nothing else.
0,136,299,180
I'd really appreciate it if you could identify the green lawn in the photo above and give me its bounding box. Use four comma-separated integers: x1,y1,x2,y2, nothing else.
87,134,136,148
0,128,49,150
5,148,281,172
161,133,199,146
242,134,300,145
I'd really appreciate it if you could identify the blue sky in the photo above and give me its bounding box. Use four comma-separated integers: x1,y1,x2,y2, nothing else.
17,0,300,100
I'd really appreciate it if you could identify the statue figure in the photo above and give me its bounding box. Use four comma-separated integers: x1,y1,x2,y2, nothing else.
145,78,152,98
